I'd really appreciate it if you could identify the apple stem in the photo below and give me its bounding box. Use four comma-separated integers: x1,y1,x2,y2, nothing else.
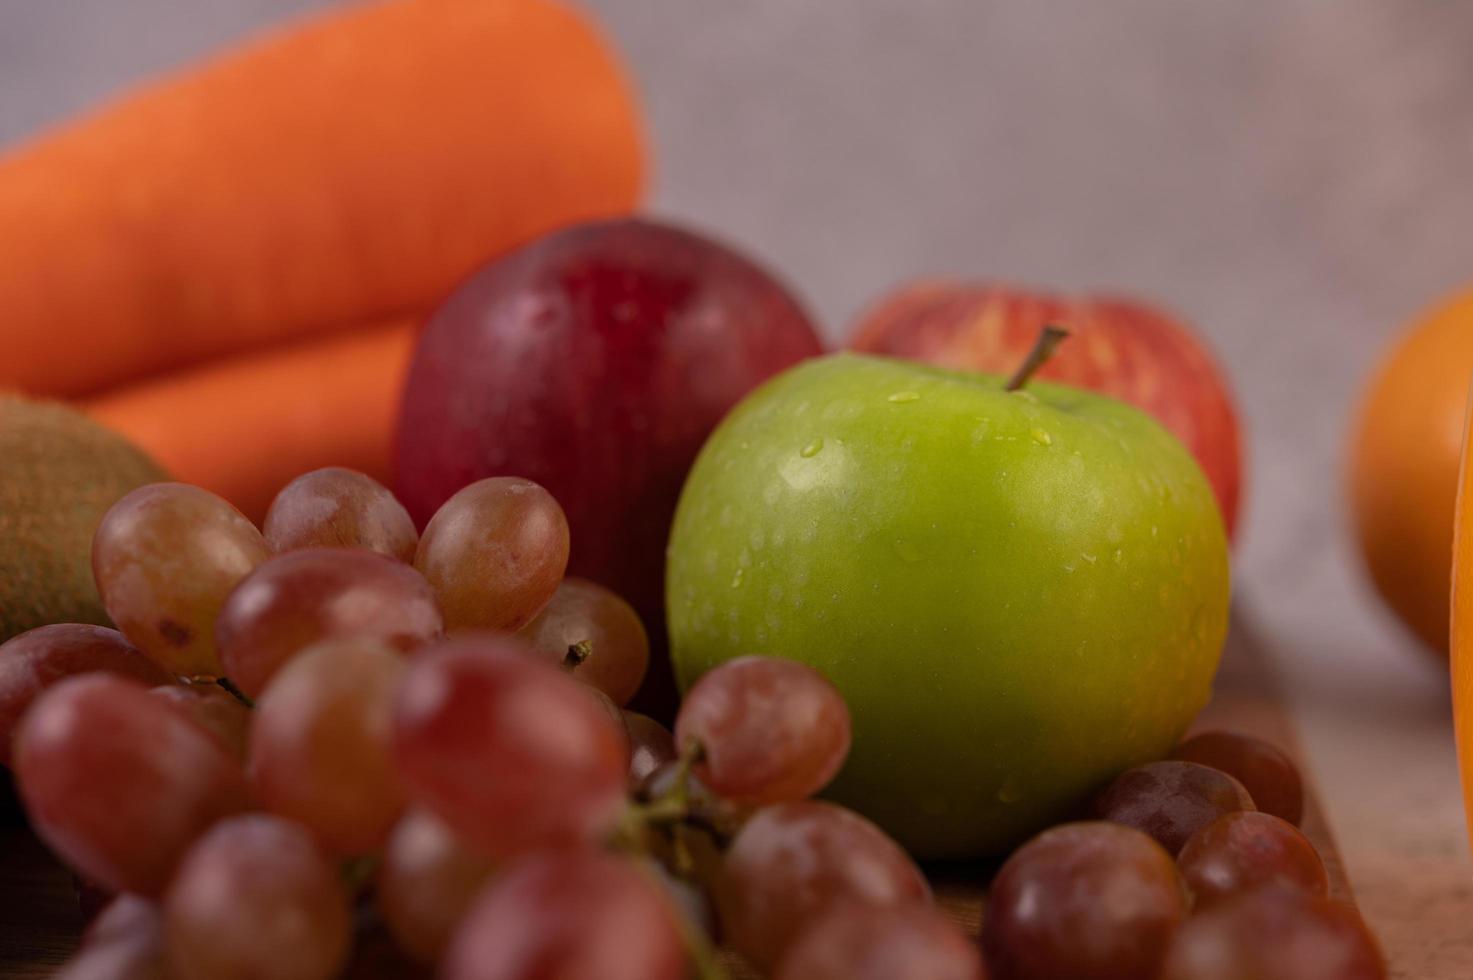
1005,325,1070,391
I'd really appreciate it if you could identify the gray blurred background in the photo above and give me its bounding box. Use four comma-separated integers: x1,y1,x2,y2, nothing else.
4,1,1472,971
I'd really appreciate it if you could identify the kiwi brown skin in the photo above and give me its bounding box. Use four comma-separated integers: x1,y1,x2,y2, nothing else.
0,394,167,642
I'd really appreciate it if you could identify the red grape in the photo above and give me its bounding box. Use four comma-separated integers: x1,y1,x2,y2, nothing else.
1173,731,1304,825
1093,760,1255,855
1178,810,1328,907
83,894,161,948
716,800,930,969
264,467,419,562
414,477,569,632
378,808,499,963
57,940,167,980
57,895,167,980
442,851,686,980
775,900,985,980
148,682,251,762
392,634,628,859
57,939,168,980
14,674,250,895
519,577,649,705
0,624,173,766
91,483,269,677
624,711,677,786
982,821,1185,980
585,689,637,784
1159,888,1386,980
164,814,351,980
60,895,167,980
675,656,851,805
216,547,443,696
250,639,407,855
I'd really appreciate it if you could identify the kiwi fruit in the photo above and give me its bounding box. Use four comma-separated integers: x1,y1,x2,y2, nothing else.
0,394,167,641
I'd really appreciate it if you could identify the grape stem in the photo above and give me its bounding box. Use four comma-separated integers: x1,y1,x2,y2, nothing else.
621,743,701,831
211,676,255,709
338,854,379,896
618,739,731,978
1005,324,1070,391
630,859,731,980
679,911,732,980
630,794,691,825
613,739,711,850
563,640,593,669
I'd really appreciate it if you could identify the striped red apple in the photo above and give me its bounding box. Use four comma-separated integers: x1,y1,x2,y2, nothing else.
850,283,1244,541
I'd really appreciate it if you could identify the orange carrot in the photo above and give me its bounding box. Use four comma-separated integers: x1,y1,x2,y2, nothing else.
81,322,417,521
0,0,644,397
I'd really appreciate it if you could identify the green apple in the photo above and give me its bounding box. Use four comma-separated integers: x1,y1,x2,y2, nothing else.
666,352,1230,858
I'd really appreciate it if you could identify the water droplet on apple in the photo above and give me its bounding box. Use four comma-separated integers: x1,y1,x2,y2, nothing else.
996,776,1025,804
800,438,824,458
730,568,744,589
1081,552,1097,564
894,540,922,563
1063,563,1076,573
1113,549,1124,564
887,390,920,403
1030,427,1052,446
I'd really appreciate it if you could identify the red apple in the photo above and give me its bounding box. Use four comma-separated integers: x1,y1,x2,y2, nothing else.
850,283,1243,541
394,218,824,711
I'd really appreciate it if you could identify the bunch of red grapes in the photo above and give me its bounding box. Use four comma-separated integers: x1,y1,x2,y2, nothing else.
0,468,1386,979
988,735,1386,980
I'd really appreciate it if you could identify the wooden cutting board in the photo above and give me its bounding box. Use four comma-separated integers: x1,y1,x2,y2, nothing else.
0,614,1355,978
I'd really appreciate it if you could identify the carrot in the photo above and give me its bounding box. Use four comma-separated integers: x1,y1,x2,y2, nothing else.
81,322,417,521
0,0,644,398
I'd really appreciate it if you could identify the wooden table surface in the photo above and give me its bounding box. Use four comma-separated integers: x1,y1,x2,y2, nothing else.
0,617,1373,978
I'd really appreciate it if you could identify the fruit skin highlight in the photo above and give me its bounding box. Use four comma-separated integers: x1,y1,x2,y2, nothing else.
667,353,1229,858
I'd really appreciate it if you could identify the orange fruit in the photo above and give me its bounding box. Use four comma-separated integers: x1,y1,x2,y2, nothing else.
1450,386,1473,847
1350,288,1473,655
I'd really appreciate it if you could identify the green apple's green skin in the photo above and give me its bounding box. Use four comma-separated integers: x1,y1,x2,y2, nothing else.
666,353,1230,859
